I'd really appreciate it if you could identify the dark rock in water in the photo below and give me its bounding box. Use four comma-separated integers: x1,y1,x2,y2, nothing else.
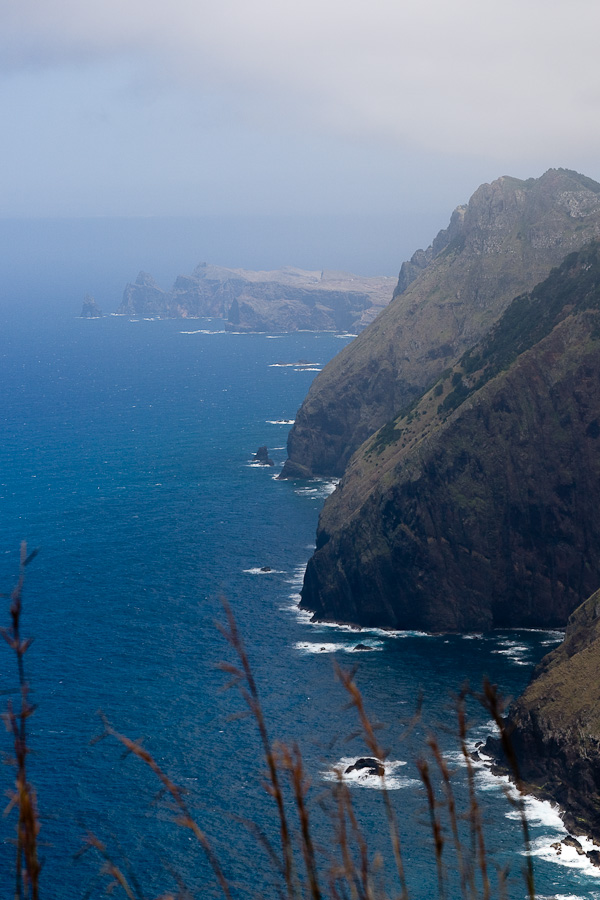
253,446,274,466
353,643,373,651
551,841,562,854
485,587,600,842
80,294,103,318
563,836,584,855
345,757,385,777
260,566,272,572
277,459,312,480
300,242,600,631
587,849,600,867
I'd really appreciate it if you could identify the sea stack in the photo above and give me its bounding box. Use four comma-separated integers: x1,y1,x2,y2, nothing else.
80,294,103,318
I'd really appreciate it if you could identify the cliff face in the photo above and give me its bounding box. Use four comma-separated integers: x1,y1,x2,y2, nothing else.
490,590,600,839
115,264,395,331
281,169,600,478
300,243,600,631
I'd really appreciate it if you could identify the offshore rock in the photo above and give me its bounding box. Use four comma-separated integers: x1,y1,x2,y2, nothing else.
486,588,600,841
80,294,103,318
116,264,395,331
300,242,600,631
253,446,274,466
345,757,385,777
282,169,600,478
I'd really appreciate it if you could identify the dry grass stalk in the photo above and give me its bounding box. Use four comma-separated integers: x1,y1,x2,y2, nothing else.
218,598,299,900
334,664,409,900
1,541,41,900
93,716,233,900
458,688,490,900
479,679,535,900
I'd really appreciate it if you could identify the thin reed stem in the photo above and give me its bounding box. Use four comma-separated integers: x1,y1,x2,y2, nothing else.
1,542,41,900
219,599,298,900
480,680,535,900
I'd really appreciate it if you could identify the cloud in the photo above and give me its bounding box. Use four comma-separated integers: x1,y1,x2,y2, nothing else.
1,0,599,160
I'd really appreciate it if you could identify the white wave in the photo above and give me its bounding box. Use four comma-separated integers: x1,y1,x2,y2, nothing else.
324,757,414,790
294,640,383,655
295,641,347,654
528,834,600,877
180,329,226,334
462,633,484,639
506,795,564,829
281,602,314,625
538,896,589,900
265,335,283,339
335,333,358,339
268,363,296,367
266,419,295,424
538,896,591,900
293,480,339,500
244,567,284,575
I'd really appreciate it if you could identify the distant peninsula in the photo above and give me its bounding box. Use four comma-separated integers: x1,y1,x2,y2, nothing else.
114,264,396,332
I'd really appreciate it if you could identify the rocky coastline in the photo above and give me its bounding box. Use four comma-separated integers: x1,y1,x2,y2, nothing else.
483,589,600,845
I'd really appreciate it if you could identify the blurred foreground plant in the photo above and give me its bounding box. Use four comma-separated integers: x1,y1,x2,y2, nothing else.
2,559,535,900
90,600,535,900
2,542,40,900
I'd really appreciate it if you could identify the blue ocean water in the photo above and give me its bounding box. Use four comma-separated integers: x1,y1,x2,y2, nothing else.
0,313,598,899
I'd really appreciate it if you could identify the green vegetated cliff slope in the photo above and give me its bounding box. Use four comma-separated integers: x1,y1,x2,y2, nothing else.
488,589,600,840
300,242,600,631
281,169,600,478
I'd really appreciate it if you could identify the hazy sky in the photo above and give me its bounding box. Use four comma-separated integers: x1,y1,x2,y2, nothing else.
1,0,599,226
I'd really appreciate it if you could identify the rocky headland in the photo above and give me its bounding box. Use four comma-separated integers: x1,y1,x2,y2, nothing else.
116,264,395,333
281,169,600,478
300,241,600,630
485,589,600,842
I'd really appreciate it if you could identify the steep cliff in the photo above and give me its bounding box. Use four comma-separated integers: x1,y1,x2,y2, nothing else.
281,169,600,478
300,242,600,631
115,264,395,331
488,590,600,840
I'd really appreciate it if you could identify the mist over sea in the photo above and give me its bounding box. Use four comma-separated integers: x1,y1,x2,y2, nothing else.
1,304,599,897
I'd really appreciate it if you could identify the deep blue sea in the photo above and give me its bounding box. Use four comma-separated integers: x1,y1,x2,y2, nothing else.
0,313,598,900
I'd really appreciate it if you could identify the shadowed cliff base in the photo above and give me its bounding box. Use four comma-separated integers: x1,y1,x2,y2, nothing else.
280,169,600,479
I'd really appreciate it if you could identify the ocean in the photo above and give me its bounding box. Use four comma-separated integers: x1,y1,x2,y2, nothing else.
0,312,598,899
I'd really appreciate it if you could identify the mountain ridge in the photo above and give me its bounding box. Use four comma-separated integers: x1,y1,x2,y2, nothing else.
281,168,600,478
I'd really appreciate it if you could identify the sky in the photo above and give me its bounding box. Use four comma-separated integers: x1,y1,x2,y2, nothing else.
1,0,600,287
